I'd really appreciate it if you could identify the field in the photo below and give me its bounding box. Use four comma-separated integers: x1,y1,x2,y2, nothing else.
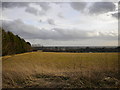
2,52,120,88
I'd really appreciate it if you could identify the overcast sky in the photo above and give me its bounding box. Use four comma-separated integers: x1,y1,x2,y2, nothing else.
1,1,119,46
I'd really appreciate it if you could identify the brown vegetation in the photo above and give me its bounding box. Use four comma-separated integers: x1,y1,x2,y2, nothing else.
2,52,120,88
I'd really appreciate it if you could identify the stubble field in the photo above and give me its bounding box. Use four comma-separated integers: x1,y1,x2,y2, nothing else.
2,52,120,88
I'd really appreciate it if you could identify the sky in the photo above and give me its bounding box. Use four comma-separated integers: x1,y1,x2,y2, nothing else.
0,1,119,46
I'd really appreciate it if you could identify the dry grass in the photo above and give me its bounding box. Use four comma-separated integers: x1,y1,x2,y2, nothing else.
2,52,120,88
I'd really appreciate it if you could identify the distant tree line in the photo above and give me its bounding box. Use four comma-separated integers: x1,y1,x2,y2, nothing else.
2,28,32,56
33,46,119,53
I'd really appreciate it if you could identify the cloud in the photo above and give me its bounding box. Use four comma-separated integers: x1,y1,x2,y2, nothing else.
52,28,117,40
1,2,117,46
25,6,38,15
36,2,50,11
0,1,2,7
70,2,87,11
89,2,115,14
2,19,41,39
70,2,116,15
24,2,51,16
1,19,117,41
2,2,50,16
47,19,55,25
112,12,120,19
2,2,29,9
2,2,50,11
58,13,64,18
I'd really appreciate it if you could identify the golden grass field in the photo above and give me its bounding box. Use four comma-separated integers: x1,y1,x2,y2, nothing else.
2,52,120,88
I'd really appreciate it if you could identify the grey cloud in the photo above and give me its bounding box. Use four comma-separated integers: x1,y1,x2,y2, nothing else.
2,2,50,16
95,32,118,40
1,19,117,41
53,28,117,40
38,11,46,16
25,7,38,15
2,19,59,39
52,28,89,40
24,2,50,16
39,20,42,22
25,6,45,16
70,2,87,11
89,2,115,14
2,20,39,39
53,2,64,4
0,1,2,7
35,2,50,11
112,12,120,19
58,13,64,18
2,2,50,11
47,19,55,25
2,2,29,9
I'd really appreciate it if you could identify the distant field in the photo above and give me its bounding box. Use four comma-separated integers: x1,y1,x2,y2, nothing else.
2,52,120,88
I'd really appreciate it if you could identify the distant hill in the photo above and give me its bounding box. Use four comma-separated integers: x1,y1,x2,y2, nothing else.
1,28,32,56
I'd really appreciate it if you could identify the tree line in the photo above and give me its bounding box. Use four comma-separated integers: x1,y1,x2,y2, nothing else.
33,46,119,53
1,28,32,56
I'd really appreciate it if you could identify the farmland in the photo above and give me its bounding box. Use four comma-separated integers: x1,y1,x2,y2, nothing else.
2,52,120,88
